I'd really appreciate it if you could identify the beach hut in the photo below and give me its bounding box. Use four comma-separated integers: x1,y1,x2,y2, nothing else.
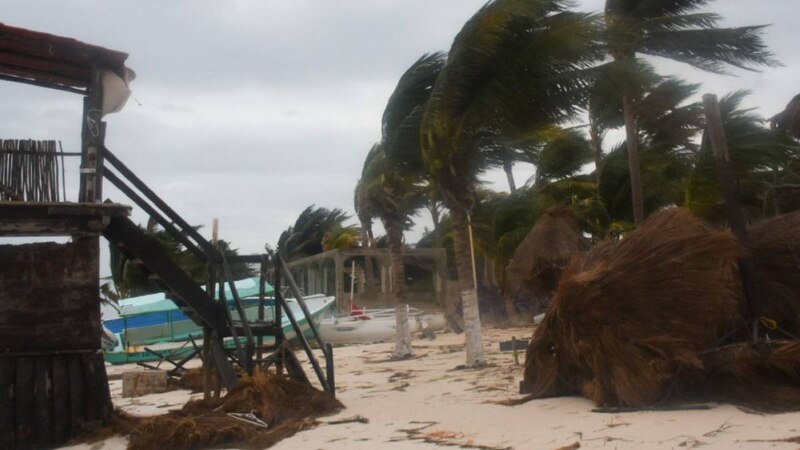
504,206,590,315
772,93,800,139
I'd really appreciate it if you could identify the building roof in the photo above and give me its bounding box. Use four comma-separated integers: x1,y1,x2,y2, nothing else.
0,22,129,94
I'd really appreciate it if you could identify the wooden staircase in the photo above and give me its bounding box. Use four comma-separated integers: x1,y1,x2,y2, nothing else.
100,147,334,393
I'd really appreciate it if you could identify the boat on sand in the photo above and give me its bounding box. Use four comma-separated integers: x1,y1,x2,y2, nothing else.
319,305,446,345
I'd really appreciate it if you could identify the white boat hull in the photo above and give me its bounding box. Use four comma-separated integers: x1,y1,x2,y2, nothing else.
318,308,446,345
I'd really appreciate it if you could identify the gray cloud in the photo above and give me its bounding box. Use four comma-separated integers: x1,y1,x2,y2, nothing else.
2,0,798,263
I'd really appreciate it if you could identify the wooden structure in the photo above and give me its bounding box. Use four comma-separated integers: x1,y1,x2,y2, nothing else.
0,23,132,449
1,23,335,449
283,247,448,310
0,202,131,449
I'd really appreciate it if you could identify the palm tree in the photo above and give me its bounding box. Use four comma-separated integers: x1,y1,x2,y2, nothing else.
360,52,446,358
590,73,704,225
602,0,777,223
421,0,599,366
354,177,378,301
277,205,358,261
687,91,800,221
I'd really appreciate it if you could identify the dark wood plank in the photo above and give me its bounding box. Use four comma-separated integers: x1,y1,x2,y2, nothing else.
0,240,102,352
14,357,34,446
33,356,53,447
88,352,112,422
80,354,99,423
79,353,112,425
0,359,15,449
68,354,85,432
52,356,70,444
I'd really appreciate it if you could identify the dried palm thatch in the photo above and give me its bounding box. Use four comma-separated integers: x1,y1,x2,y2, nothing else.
523,208,744,406
506,206,590,298
522,208,800,410
172,367,208,393
698,340,800,412
749,211,800,337
127,369,342,450
771,93,800,138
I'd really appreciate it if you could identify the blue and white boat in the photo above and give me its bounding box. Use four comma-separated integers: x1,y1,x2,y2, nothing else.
103,277,335,364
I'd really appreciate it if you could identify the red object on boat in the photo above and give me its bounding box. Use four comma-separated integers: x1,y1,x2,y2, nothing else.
350,304,370,320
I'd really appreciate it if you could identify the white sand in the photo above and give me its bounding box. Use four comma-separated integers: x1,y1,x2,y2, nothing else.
63,327,800,450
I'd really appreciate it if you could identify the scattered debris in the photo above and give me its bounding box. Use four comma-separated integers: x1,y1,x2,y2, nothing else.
324,415,370,425
388,370,415,382
394,421,512,450
702,420,734,437
124,369,342,450
741,435,800,444
552,442,580,450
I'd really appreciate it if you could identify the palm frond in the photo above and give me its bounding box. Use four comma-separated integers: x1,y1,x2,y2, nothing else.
382,52,447,141
640,25,778,74
422,0,601,209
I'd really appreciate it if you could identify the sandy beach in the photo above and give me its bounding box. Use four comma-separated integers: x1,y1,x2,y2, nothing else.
58,326,800,450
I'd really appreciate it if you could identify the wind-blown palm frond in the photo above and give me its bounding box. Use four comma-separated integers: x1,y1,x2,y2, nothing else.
534,129,593,185
686,91,800,221
278,205,357,260
640,26,777,74
602,0,777,223
422,0,601,209
382,53,446,148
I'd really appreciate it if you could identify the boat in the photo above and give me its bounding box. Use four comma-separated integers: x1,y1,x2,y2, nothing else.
104,277,274,347
103,283,335,364
318,305,446,345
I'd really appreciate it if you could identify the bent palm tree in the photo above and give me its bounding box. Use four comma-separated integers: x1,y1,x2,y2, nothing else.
278,205,357,261
603,0,777,223
361,53,446,358
421,0,599,366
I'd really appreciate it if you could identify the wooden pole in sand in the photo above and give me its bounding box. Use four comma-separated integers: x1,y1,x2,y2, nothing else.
202,218,221,400
703,94,761,342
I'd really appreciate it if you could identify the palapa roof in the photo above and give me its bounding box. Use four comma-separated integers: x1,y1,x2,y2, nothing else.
506,205,590,296
0,22,128,94
772,93,800,138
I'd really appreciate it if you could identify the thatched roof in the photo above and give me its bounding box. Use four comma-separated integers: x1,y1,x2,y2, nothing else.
506,206,590,297
522,208,800,411
771,93,800,138
750,210,800,335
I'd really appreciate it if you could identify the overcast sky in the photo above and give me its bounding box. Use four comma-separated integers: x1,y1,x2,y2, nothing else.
2,0,798,260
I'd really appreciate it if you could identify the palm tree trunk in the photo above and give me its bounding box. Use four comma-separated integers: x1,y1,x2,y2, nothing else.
385,219,413,358
589,117,604,199
359,220,376,300
427,202,442,248
623,93,644,224
450,207,486,367
503,160,517,193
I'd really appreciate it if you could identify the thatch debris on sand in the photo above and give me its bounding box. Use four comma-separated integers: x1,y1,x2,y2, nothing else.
171,367,208,393
119,369,342,450
522,208,800,411
506,206,590,298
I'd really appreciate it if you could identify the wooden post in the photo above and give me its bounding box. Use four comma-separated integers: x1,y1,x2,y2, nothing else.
0,360,15,449
334,252,344,311
703,94,761,341
79,67,105,203
325,343,335,397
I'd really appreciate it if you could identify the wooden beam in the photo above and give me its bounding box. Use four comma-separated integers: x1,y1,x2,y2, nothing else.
79,67,104,203
0,202,130,236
